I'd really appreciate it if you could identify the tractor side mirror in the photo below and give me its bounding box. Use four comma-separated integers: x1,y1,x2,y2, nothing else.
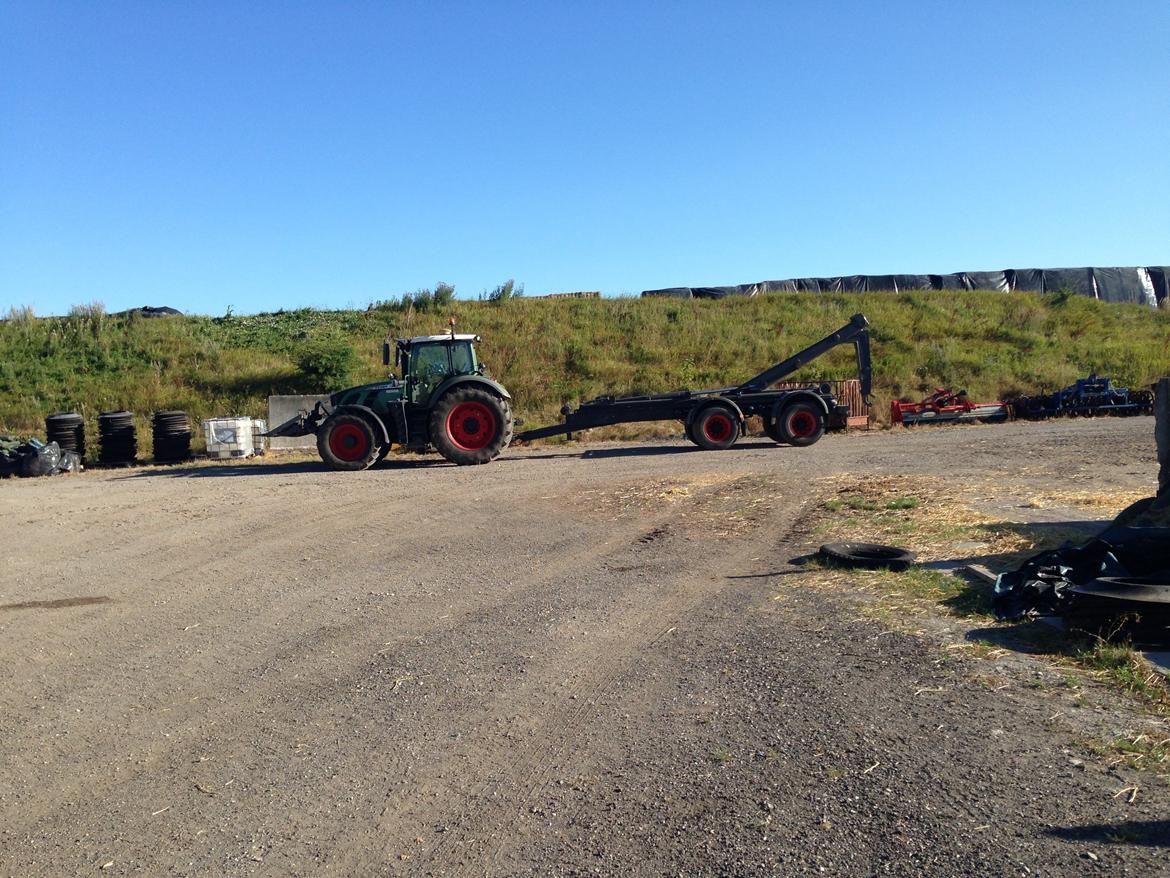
382,342,391,366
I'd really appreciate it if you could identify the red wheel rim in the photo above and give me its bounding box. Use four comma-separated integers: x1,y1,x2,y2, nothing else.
788,410,818,438
329,422,370,462
447,401,498,451
703,413,733,442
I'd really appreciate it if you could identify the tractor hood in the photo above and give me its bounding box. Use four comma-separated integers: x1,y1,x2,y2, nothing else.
330,379,403,407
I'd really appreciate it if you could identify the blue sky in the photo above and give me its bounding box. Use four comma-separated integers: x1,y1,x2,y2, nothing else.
2,1,1167,316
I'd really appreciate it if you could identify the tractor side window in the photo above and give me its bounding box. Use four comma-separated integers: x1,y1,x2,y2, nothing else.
450,342,474,374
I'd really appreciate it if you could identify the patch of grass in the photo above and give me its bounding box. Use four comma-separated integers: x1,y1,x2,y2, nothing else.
1084,732,1170,774
1073,638,1170,709
711,748,733,763
825,495,920,513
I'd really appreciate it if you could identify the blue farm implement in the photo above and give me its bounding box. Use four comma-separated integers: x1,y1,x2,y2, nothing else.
1011,375,1154,420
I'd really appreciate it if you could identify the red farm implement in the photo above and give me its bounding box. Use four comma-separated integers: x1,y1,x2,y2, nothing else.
891,388,1009,426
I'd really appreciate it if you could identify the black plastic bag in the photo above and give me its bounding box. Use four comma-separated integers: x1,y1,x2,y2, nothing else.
18,441,62,477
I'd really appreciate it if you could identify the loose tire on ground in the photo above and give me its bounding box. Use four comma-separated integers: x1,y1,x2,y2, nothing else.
430,386,513,465
691,405,740,450
818,542,916,572
318,413,380,471
779,401,826,447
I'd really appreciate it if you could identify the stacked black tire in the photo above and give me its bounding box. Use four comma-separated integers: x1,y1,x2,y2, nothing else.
152,410,192,463
45,412,86,461
98,411,138,466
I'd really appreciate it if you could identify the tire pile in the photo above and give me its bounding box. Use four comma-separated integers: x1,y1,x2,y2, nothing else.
98,411,138,466
152,410,192,463
46,412,86,461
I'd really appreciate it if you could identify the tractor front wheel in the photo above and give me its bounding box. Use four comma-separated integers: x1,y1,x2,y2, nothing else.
318,414,380,471
430,387,513,465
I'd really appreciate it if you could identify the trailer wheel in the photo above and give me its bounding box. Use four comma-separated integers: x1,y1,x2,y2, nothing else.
430,386,514,465
779,402,825,447
763,415,786,444
692,405,740,450
318,414,380,471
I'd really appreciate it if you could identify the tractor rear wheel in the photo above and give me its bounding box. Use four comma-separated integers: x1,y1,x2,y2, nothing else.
430,387,513,465
763,414,786,444
318,414,380,471
778,402,825,447
691,405,740,450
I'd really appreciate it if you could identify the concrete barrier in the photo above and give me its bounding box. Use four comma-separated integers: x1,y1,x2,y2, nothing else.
267,395,330,451
1157,378,1170,498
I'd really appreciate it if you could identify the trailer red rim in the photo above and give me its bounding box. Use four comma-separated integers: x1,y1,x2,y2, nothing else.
447,401,498,451
787,409,819,439
329,422,370,461
703,412,734,442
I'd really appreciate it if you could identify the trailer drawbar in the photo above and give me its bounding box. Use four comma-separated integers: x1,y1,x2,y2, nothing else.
515,313,872,450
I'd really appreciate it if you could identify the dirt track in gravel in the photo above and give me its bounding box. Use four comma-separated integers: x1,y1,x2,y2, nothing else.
1,418,1167,877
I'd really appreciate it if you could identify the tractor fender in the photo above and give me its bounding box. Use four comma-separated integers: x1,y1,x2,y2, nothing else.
770,390,831,421
685,397,746,430
328,404,391,446
428,375,512,408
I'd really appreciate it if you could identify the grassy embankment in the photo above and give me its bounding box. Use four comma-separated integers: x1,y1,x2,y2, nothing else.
2,291,1168,448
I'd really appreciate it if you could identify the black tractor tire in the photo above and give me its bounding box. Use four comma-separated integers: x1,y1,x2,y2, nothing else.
778,401,826,447
818,542,916,572
430,386,513,465
317,414,380,471
691,405,740,450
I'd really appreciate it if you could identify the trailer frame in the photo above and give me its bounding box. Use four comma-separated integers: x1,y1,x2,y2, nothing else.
515,313,872,450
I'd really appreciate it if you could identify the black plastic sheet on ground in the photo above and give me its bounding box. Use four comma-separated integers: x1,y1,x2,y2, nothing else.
0,439,82,478
993,498,1170,640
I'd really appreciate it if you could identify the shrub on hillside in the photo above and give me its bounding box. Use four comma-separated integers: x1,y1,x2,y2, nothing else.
483,279,523,303
370,282,457,314
297,335,358,390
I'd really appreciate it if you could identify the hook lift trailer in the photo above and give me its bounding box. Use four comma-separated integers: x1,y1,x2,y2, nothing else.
514,313,873,449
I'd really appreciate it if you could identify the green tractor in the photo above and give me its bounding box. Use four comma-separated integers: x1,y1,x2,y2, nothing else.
269,325,514,471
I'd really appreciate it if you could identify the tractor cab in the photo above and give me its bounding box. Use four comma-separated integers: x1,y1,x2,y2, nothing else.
385,333,484,405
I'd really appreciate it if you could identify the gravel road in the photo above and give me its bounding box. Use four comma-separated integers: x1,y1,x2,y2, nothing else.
1,418,1167,876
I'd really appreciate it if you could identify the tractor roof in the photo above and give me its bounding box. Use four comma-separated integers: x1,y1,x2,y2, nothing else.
400,333,480,346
